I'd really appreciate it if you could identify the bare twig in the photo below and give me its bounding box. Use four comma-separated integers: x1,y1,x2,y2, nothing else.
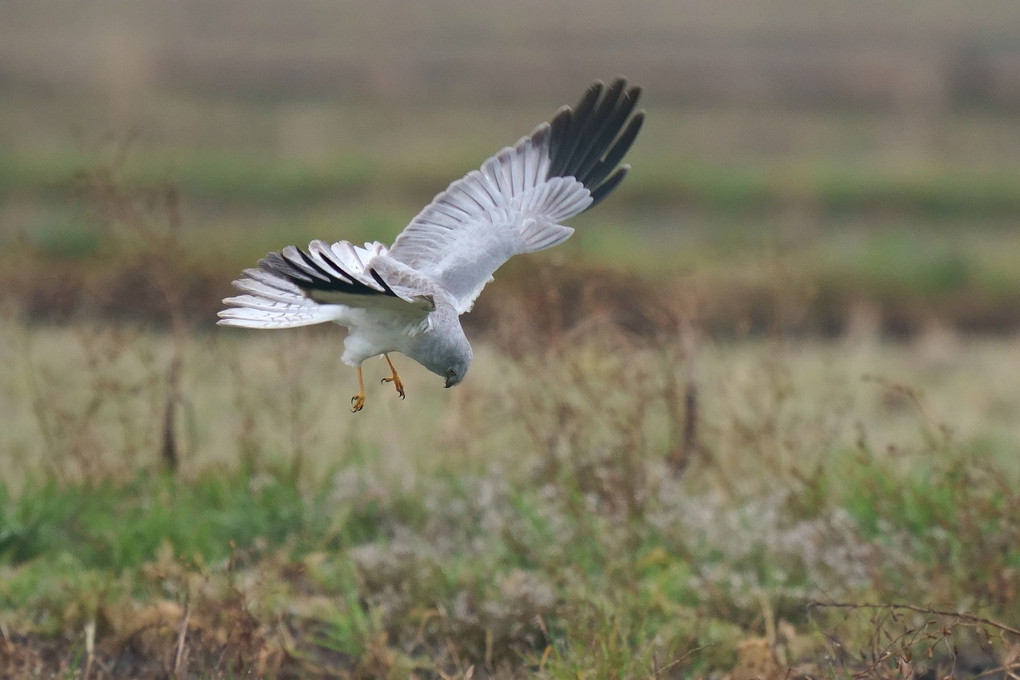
809,600,1020,637
653,645,707,678
76,156,191,474
162,351,182,472
83,618,95,680
172,600,191,677
972,660,1020,680
671,319,701,477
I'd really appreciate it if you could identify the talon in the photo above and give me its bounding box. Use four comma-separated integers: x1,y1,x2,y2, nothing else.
350,365,367,413
382,354,406,400
382,375,406,399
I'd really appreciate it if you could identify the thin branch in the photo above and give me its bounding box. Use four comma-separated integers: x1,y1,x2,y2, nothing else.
172,600,192,677
809,600,1020,637
83,619,95,680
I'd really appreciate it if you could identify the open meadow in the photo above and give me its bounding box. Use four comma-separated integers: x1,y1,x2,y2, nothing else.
1,1,1020,678
1,315,1018,678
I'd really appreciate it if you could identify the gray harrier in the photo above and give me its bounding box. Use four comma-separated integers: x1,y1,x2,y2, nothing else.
218,79,644,411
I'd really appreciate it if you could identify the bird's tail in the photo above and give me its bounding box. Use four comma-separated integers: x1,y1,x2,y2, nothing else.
217,267,343,329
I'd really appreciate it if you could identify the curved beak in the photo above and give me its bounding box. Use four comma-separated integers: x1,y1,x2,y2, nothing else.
444,376,454,388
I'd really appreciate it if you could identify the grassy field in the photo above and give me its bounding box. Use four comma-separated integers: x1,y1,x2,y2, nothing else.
2,1,1020,677
1,314,1018,678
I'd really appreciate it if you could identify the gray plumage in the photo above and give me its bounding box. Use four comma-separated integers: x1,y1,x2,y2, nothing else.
218,79,644,399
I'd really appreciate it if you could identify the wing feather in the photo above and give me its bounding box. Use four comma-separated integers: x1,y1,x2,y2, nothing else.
388,78,644,314
220,238,432,330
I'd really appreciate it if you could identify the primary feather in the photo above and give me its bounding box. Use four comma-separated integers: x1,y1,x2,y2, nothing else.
388,78,643,313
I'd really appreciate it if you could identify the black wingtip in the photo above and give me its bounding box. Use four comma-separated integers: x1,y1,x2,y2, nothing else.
583,110,645,192
259,251,311,283
546,78,644,207
588,166,630,207
369,269,397,297
259,245,398,299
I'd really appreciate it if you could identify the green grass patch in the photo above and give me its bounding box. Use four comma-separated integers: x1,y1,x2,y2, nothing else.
0,471,324,569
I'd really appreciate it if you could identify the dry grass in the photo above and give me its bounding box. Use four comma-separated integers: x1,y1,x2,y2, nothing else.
1,299,1018,677
0,170,1016,677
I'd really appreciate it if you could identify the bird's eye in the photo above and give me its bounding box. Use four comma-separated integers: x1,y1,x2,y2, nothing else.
447,368,457,378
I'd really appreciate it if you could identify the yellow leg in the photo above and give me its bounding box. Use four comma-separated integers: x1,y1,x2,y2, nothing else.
381,353,405,399
350,365,367,412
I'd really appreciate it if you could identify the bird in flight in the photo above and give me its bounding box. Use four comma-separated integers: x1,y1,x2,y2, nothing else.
218,78,644,412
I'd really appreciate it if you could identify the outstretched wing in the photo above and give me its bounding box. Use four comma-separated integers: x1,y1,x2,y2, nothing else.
387,78,644,314
218,240,433,330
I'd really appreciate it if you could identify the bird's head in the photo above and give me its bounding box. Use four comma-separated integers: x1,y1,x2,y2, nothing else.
424,340,470,388
412,309,472,388
443,352,471,388
437,330,472,388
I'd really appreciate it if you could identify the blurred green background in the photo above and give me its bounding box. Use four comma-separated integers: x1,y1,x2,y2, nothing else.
2,0,1020,334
